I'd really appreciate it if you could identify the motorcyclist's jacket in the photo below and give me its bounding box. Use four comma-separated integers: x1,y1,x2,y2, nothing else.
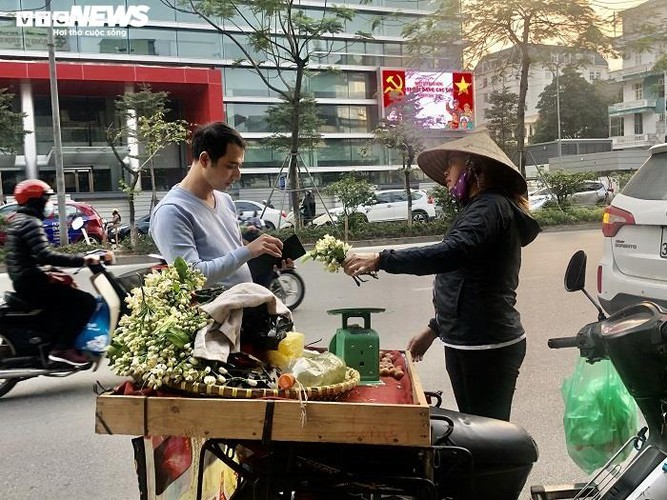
378,190,541,348
6,206,84,287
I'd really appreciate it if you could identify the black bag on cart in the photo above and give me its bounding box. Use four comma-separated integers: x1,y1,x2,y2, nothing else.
429,403,539,500
240,303,293,351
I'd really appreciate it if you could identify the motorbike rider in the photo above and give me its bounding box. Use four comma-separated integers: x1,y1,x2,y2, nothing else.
5,179,102,367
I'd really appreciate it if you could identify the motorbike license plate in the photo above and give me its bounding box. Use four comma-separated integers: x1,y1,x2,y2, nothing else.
661,227,667,259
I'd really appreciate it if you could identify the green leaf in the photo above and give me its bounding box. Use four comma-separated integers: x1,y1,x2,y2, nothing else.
174,256,189,282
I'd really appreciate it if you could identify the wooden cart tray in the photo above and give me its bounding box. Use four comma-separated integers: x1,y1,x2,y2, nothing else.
96,351,430,447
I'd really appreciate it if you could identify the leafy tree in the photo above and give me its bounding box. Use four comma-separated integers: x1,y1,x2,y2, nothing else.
325,172,375,241
0,88,28,154
366,92,430,226
540,169,593,206
485,87,519,159
403,0,613,177
531,66,610,143
107,85,188,246
161,0,355,228
429,185,459,222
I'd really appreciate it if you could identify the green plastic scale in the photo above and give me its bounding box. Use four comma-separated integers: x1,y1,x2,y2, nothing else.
328,307,385,384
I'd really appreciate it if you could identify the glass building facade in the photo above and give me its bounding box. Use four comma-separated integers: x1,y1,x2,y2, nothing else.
0,0,462,196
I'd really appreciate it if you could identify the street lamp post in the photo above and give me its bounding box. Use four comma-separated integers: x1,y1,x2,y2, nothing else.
555,65,563,167
46,0,68,245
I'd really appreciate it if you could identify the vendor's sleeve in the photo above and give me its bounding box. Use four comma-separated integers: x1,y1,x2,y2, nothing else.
378,200,503,276
151,205,252,283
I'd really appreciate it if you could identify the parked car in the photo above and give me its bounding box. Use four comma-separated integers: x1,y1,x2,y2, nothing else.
107,213,151,243
529,181,609,211
234,200,289,229
0,200,106,246
332,189,437,223
597,143,667,314
529,180,609,211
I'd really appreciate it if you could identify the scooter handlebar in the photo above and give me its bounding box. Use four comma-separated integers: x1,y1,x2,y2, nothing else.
548,336,581,349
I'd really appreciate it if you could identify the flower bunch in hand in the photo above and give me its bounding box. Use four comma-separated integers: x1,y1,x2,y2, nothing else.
304,234,351,273
305,234,377,286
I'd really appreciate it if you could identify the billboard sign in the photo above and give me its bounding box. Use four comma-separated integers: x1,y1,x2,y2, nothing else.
380,69,475,130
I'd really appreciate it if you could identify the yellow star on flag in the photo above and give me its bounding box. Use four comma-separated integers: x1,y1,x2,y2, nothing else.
455,76,471,95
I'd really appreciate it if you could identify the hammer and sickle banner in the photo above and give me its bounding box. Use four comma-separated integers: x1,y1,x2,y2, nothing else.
379,68,475,130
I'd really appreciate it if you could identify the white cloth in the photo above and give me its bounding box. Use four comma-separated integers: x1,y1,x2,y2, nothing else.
193,282,292,362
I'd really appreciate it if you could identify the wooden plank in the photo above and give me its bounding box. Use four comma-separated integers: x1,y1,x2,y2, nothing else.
96,395,146,435
405,351,429,407
142,397,430,447
146,398,269,441
271,400,430,446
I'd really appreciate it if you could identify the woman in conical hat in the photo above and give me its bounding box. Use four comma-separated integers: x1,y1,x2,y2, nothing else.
343,131,541,422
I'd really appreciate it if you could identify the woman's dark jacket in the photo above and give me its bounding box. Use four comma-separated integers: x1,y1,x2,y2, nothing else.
378,191,541,347
5,206,84,290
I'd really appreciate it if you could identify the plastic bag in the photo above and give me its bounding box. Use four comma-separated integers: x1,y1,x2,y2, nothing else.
266,331,304,371
561,358,639,473
291,350,346,387
75,297,110,353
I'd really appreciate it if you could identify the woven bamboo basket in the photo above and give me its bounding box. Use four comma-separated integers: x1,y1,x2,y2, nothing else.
165,367,360,401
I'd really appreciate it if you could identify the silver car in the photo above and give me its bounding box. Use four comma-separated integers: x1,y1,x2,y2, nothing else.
597,143,667,314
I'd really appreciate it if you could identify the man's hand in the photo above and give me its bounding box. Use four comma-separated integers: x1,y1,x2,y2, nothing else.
247,234,283,258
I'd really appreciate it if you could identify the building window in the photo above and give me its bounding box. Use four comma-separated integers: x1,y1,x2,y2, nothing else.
610,116,624,137
224,103,270,132
659,77,665,99
633,82,644,100
634,113,643,135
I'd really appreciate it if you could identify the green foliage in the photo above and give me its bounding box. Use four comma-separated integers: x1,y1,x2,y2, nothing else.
0,88,28,154
610,171,635,191
485,87,519,158
264,95,323,151
532,66,611,143
325,173,376,218
540,169,595,205
532,206,604,226
429,185,460,221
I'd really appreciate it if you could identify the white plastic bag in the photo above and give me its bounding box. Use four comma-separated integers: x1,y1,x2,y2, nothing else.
291,350,346,387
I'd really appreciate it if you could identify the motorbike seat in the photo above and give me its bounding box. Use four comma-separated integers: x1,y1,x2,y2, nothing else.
3,292,39,312
430,406,539,465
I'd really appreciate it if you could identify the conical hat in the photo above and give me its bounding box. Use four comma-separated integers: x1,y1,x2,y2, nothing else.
417,132,527,195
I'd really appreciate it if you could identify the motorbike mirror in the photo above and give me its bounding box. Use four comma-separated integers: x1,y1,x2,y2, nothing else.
71,216,84,231
564,250,587,292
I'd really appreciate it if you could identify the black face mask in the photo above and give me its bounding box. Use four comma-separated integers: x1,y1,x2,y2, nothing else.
21,196,49,220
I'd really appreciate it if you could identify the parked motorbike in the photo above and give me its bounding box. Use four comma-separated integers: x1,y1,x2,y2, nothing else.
530,249,667,499
239,212,306,311
0,246,124,398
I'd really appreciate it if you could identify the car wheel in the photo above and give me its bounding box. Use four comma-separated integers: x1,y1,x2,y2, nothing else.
412,211,429,223
264,221,276,230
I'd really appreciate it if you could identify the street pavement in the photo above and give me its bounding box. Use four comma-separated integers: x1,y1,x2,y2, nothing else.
0,228,611,499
